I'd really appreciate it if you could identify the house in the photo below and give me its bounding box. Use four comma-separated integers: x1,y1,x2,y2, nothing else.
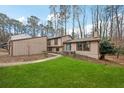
63,37,100,59
8,34,47,56
63,31,100,59
8,31,101,59
47,35,72,53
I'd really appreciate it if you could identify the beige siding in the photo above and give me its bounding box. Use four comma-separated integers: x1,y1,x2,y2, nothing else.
50,39,54,46
71,43,76,51
49,38,62,46
62,36,72,43
59,47,63,52
76,41,99,59
58,38,62,46
48,36,72,53
9,42,13,56
64,41,99,59
11,37,47,56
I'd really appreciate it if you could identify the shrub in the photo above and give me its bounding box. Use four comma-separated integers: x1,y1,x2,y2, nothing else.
99,40,116,60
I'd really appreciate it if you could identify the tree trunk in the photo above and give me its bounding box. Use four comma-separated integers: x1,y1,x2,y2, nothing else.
117,46,121,59
33,27,35,37
110,6,114,39
65,14,67,35
72,6,75,38
77,17,82,38
2,26,5,42
96,5,99,33
115,7,120,41
100,54,105,60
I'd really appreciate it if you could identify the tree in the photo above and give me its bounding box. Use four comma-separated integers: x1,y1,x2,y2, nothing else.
81,6,86,38
105,5,114,39
46,20,54,37
39,24,44,36
99,40,116,60
10,19,23,35
60,5,71,35
49,5,57,34
57,11,64,36
72,5,76,38
7,19,13,35
74,6,86,38
0,13,9,42
75,6,83,38
27,16,40,37
91,6,95,37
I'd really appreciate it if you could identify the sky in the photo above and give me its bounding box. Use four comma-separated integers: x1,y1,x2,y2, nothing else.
0,5,93,34
0,5,50,23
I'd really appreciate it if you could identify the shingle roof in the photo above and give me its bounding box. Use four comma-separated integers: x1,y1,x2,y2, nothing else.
10,34,31,41
64,37,100,43
48,35,72,40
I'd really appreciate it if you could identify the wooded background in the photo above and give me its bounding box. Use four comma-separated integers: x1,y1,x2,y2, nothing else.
0,5,124,48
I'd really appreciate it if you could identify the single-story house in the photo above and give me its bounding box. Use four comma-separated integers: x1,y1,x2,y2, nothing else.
47,35,72,53
63,37,100,59
8,34,47,56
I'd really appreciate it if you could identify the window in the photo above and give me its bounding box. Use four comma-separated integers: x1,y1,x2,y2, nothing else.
76,42,82,51
48,48,52,51
83,42,90,51
54,39,58,45
56,48,59,51
66,43,71,51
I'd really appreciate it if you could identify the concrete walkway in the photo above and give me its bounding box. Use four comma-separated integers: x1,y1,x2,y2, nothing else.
0,53,62,67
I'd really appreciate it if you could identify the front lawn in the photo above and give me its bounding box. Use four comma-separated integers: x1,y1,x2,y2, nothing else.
0,56,124,88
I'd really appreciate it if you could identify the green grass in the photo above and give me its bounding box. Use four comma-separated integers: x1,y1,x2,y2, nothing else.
0,56,124,88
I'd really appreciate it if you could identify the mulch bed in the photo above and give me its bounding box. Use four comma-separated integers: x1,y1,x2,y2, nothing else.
63,53,124,66
106,55,124,65
0,48,54,63
0,54,54,63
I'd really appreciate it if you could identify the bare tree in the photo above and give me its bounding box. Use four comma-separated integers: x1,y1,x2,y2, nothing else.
27,16,40,37
0,13,9,42
49,5,57,35
75,6,83,38
81,6,86,38
60,5,71,35
72,5,76,38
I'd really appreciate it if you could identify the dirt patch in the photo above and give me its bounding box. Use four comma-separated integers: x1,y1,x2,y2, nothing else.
63,54,123,66
0,48,8,56
0,48,8,52
0,48,54,63
106,55,124,65
0,54,54,63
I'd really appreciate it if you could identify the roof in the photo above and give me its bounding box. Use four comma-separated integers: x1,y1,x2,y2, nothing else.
48,35,72,40
64,37,100,43
9,35,47,42
10,34,31,41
